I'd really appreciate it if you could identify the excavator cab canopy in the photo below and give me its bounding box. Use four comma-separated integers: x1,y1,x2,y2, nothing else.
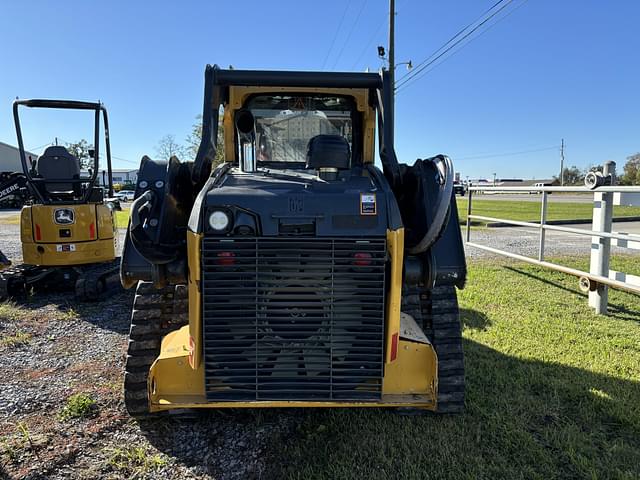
13,99,114,205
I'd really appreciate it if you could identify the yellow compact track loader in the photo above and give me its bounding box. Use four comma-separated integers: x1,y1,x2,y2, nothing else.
121,66,467,416
0,100,120,301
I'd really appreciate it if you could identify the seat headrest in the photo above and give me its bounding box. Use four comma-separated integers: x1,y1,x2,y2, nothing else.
41,146,76,159
306,135,351,170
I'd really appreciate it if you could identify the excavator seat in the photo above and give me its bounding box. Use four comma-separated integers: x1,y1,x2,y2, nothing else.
36,146,81,196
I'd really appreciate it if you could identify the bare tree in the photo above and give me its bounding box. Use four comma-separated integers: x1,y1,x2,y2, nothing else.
185,114,225,166
155,134,186,160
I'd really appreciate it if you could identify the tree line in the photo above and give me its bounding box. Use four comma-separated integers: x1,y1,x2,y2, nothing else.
549,153,639,186
155,115,224,167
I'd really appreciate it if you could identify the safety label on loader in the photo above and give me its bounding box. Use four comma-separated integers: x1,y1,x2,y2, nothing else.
56,244,76,252
360,193,377,215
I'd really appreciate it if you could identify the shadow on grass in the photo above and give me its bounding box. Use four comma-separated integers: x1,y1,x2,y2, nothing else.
505,266,640,323
461,308,491,331
136,315,640,480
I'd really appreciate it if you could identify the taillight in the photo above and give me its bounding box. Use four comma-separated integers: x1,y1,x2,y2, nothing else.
35,224,42,241
353,252,372,266
390,332,399,361
89,222,95,239
216,251,236,266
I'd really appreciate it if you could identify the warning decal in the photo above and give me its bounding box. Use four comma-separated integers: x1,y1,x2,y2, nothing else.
360,193,377,216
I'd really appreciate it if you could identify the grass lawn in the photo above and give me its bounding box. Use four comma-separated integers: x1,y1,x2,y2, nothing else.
267,256,640,479
115,208,130,228
456,197,640,225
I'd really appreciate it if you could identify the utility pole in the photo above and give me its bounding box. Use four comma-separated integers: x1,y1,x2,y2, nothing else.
388,0,395,125
493,172,497,186
560,138,565,186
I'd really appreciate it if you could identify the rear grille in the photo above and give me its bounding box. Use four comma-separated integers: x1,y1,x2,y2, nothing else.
201,237,386,401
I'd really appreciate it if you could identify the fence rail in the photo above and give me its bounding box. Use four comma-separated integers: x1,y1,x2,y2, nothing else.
465,161,640,314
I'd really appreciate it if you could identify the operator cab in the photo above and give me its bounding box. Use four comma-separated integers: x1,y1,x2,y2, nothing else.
236,93,360,176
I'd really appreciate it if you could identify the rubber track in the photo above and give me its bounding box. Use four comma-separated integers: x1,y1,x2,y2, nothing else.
74,259,122,301
0,264,39,300
123,282,188,417
402,285,465,413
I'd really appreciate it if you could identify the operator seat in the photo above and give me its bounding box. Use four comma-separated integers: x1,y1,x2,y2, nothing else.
37,146,81,195
306,134,351,170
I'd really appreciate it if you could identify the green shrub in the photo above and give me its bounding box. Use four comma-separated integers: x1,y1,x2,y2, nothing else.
59,393,97,420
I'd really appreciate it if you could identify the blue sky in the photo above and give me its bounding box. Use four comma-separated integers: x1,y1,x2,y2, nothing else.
1,0,638,180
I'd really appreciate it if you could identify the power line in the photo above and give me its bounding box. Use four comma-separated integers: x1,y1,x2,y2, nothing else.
350,16,387,70
397,0,528,93
396,0,506,85
331,0,368,70
396,0,514,89
395,0,525,92
25,141,53,152
112,155,138,165
321,1,352,70
455,145,559,161
350,0,405,71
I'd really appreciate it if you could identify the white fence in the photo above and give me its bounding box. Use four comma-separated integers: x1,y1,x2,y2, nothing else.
465,162,640,315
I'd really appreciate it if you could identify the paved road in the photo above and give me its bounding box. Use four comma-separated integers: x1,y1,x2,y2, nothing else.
462,193,595,203
466,221,640,259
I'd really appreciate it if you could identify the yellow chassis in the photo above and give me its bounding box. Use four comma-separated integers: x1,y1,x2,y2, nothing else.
145,228,439,412
148,326,438,412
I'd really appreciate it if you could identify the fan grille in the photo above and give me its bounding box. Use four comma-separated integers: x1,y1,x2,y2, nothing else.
201,237,386,401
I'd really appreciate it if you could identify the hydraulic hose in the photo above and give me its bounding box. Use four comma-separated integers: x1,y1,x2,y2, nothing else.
407,155,454,255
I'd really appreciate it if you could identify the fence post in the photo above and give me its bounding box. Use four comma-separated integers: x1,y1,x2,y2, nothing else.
589,161,616,315
538,191,548,261
466,185,473,243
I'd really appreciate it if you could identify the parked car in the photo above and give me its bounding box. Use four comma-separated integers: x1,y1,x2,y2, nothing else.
453,181,466,196
115,190,135,201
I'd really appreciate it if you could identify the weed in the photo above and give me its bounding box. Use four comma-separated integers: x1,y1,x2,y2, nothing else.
0,302,27,322
57,307,78,321
0,331,32,347
0,438,18,462
59,393,97,420
105,446,167,475
15,422,30,445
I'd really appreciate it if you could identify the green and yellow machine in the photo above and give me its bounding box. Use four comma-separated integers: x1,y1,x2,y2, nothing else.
121,66,467,415
0,100,120,300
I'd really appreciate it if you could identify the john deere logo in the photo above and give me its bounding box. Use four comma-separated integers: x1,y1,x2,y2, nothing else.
54,208,75,225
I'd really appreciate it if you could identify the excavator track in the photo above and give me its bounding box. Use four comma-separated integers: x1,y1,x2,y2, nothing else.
124,282,188,417
0,259,122,302
0,264,49,300
402,285,465,413
74,258,122,301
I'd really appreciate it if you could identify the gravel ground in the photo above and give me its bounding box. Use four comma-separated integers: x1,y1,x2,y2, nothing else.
0,289,297,479
465,222,640,260
1,220,637,479
0,226,297,479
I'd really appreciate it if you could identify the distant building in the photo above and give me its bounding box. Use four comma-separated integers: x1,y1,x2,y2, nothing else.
0,141,38,173
468,178,558,187
500,179,557,187
99,168,138,186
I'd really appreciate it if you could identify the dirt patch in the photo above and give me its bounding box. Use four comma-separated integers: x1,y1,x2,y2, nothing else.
0,290,299,479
